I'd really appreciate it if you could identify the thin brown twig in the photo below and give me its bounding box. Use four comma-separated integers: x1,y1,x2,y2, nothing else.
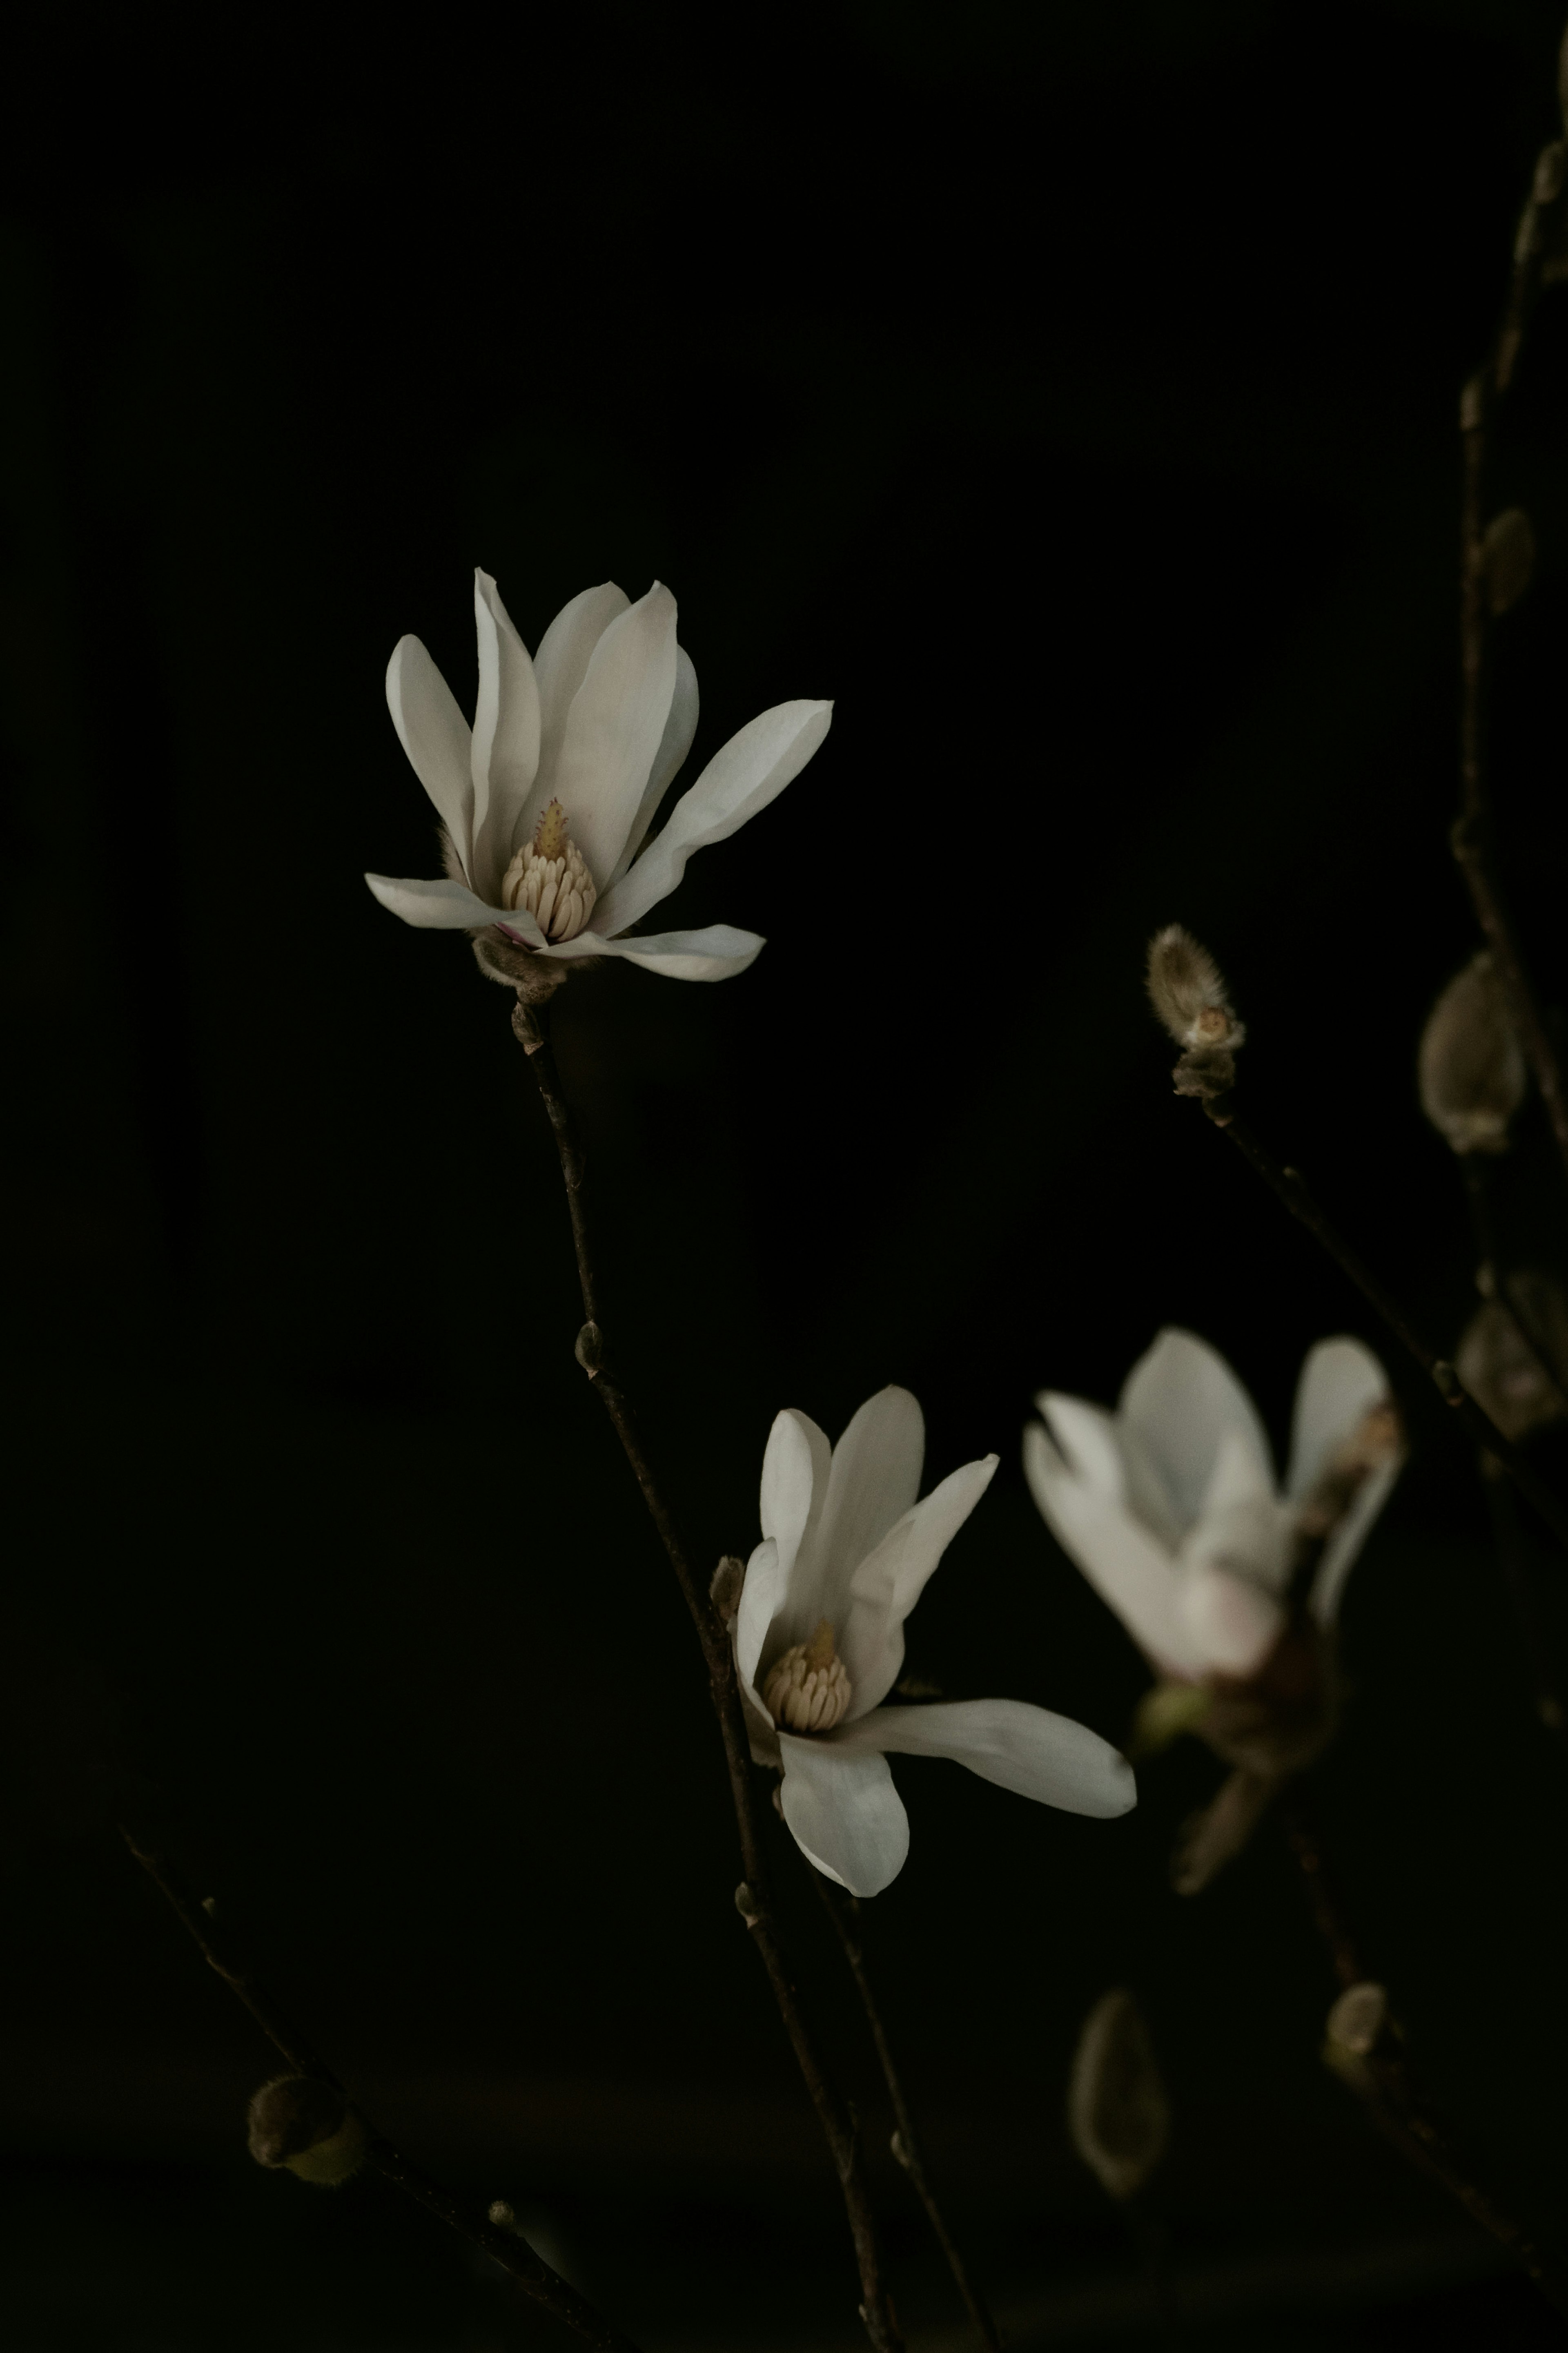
1200,1095,1568,1555
1453,80,1568,1189
1456,1154,1568,1423
1282,1807,1568,2318
804,1863,1002,2352
512,996,904,2353
120,1828,644,2353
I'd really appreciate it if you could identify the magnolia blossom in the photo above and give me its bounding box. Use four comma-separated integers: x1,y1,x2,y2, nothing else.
734,1387,1136,1898
365,571,832,982
1024,1328,1402,1685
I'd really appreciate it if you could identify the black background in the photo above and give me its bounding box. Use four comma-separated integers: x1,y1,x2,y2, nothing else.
4,2,1568,2344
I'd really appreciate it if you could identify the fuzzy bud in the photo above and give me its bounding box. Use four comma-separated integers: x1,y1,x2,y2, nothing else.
1067,1989,1170,2200
1456,1279,1568,1443
1146,925,1245,1102
1480,509,1535,616
733,1881,760,1925
1327,1981,1387,2057
709,1556,745,1625
247,2076,368,2187
1418,953,1526,1155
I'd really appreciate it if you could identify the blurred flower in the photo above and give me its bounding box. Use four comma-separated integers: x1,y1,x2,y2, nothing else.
1456,1276,1568,1443
733,1388,1136,1897
1418,952,1526,1155
366,571,831,983
1067,1988,1170,2201
1025,1328,1402,1688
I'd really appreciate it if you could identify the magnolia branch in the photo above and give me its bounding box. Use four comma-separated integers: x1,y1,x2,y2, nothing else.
1283,1810,1568,2317
511,997,904,2353
806,1865,1002,2353
1453,58,1568,1186
120,1829,643,2353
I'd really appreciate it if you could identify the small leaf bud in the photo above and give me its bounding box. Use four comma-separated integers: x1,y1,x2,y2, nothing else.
1480,508,1535,615
574,1320,604,1376
489,2199,520,2231
1327,1981,1388,2057
1417,952,1526,1155
1146,925,1245,1102
1456,1279,1568,1443
709,1555,745,1624
733,1881,760,1925
247,2076,368,2188
890,2129,911,2171
1067,1989,1170,2201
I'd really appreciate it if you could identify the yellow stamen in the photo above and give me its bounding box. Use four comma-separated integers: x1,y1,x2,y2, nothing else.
534,797,568,859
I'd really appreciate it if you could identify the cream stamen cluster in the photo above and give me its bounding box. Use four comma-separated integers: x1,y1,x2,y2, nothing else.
762,1617,852,1733
501,799,597,942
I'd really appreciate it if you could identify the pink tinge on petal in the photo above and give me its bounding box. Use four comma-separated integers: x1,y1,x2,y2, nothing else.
1181,1566,1283,1677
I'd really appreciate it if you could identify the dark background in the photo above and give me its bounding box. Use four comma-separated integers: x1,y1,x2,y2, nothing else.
4,1,1568,2344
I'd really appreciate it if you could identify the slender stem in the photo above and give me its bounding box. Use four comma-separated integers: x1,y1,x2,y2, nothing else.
804,1864,1002,2353
512,998,904,2353
120,1829,643,2353
1201,1096,1568,1554
1282,1808,1568,2317
1453,108,1568,1189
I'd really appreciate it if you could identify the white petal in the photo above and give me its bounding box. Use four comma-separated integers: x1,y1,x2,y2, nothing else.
607,645,699,886
1024,1423,1206,1677
547,584,677,886
1309,1454,1402,1626
734,1538,784,1763
757,1408,833,1653
470,571,540,903
1197,1421,1276,1521
1037,1391,1186,1550
593,699,833,937
837,1699,1136,1818
1286,1336,1392,1500
363,873,544,942
1177,1566,1283,1677
386,637,475,879
778,1734,910,1897
1119,1328,1274,1530
817,1388,926,1601
529,582,629,815
536,924,767,981
838,1456,999,1720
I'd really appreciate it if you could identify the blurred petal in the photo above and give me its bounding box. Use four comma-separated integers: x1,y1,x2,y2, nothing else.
1039,1391,1185,1550
364,874,543,942
1287,1337,1391,1500
1024,1423,1206,1677
778,1735,909,1896
594,699,832,937
470,571,540,903
1177,1566,1283,1676
537,924,767,981
386,636,474,877
529,582,629,814
838,1698,1136,1818
1309,1455,1402,1626
608,645,699,885
548,584,678,885
838,1456,998,1719
1171,1768,1278,1895
1120,1329,1274,1530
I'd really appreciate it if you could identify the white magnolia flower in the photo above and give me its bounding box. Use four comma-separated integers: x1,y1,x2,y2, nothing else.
735,1387,1137,1898
1024,1329,1402,1685
365,571,832,982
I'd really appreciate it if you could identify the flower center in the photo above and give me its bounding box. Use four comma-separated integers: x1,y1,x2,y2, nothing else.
500,801,597,942
762,1617,852,1733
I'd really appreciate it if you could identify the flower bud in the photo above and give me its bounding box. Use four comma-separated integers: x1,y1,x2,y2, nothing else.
1067,1988,1170,2200
1146,925,1245,1102
1456,1279,1568,1442
1480,508,1535,616
1417,952,1526,1155
247,2075,368,2187
1327,1981,1387,2057
709,1556,745,1625
733,1881,760,1925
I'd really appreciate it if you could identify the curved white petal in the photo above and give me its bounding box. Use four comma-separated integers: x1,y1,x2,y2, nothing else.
546,584,677,887
758,1409,832,1655
1287,1336,1391,1500
838,1456,999,1720
593,699,833,937
529,582,630,818
608,645,699,887
386,637,475,878
363,873,544,942
778,1734,910,1897
535,924,767,981
1037,1391,1186,1550
816,1387,926,1605
734,1538,784,1764
1024,1423,1206,1677
1177,1565,1283,1677
1309,1454,1401,1627
1119,1328,1274,1532
837,1699,1136,1818
470,571,541,903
